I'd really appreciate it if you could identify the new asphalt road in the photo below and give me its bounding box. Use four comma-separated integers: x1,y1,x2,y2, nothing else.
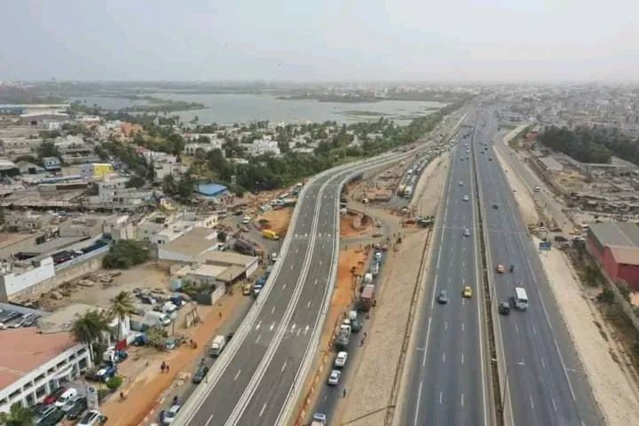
474,109,602,426
402,113,491,426
177,151,422,426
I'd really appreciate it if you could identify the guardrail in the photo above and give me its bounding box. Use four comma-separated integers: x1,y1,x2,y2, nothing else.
175,147,423,425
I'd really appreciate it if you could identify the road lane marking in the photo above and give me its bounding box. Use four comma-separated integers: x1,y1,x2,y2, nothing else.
440,392,443,404
444,322,448,330
270,322,275,331
281,361,287,372
256,334,261,344
442,352,446,363
307,301,311,308
552,397,557,412
282,284,287,289
529,395,535,409
259,403,267,417
461,322,465,332
256,321,262,330
461,393,465,407
461,353,465,364
413,382,423,426
422,317,432,367
541,357,545,368
271,306,276,314
234,369,242,381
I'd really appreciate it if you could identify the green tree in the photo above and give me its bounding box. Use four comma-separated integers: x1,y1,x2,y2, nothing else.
71,310,111,363
162,174,178,195
102,240,149,269
36,141,62,162
108,291,137,343
0,402,35,426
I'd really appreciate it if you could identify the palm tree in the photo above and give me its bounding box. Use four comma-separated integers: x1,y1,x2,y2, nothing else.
70,310,110,363
108,291,137,343
0,402,34,425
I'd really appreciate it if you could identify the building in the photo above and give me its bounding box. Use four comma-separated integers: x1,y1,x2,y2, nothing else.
196,183,228,198
80,163,114,180
587,222,639,290
42,157,62,172
538,156,564,172
197,250,259,280
247,139,281,156
0,158,19,177
0,258,55,303
157,227,219,262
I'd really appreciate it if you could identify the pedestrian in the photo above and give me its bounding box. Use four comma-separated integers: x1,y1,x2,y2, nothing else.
161,361,166,373
166,364,170,373
218,312,222,320
343,387,347,398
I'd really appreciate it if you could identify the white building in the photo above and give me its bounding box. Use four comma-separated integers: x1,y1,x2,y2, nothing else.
247,139,281,156
158,227,219,262
0,326,91,413
0,258,55,302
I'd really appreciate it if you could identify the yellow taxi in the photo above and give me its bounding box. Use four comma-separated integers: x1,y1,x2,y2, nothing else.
462,286,473,298
242,282,252,296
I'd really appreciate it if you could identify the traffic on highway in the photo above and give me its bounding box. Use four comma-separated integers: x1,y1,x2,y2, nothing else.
172,106,602,426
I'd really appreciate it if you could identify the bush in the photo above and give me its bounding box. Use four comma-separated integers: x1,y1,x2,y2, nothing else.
103,240,149,269
106,376,123,390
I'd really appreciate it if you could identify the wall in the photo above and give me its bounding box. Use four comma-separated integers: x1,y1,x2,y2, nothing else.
6,254,105,301
0,257,55,301
617,263,639,291
0,234,39,259
157,248,195,263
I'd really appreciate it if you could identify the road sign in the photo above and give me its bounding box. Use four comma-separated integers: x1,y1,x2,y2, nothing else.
539,241,551,251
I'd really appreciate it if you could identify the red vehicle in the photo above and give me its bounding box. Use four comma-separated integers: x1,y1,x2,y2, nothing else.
44,386,66,405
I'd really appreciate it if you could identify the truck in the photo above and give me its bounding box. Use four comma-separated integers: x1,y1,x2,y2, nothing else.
359,284,375,311
281,197,297,207
404,185,413,197
210,335,226,357
397,184,406,196
363,273,373,285
262,229,280,240
371,261,380,276
335,327,351,350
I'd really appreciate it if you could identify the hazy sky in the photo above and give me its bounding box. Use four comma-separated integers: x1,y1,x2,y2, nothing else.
1,0,638,82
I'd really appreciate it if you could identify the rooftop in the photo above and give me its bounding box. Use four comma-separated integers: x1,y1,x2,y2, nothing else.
0,327,77,389
197,250,258,268
590,222,639,248
161,227,217,258
37,303,106,334
609,246,639,266
196,183,228,197
539,156,564,172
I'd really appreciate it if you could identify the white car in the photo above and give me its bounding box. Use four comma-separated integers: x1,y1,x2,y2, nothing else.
78,410,107,426
463,228,471,237
327,369,341,386
334,351,348,368
463,195,469,202
54,388,77,408
163,404,181,425
458,181,463,186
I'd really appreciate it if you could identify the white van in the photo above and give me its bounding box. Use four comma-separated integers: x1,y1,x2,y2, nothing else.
55,388,78,407
210,335,227,357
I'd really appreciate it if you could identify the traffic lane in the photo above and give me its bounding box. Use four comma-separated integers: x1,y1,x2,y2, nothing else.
235,189,339,425
188,237,314,426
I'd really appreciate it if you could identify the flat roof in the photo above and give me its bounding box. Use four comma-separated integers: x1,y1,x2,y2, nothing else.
197,250,258,268
590,222,639,248
609,246,639,266
19,236,85,256
161,227,217,258
0,328,77,389
38,303,106,334
539,156,563,172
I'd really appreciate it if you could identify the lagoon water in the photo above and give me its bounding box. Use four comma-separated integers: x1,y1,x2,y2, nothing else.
72,93,444,125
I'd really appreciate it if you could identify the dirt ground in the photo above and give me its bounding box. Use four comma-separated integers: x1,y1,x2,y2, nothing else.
258,208,293,236
100,289,247,426
498,150,639,423
39,262,170,311
338,230,430,426
340,212,373,238
295,246,369,423
494,147,540,225
411,151,450,216
537,245,639,425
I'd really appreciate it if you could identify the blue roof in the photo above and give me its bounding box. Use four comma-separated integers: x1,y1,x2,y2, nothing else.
196,183,228,196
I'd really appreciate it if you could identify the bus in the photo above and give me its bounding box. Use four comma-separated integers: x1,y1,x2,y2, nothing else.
514,287,529,311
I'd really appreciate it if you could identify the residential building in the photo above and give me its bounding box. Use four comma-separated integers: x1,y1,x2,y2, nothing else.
80,163,114,180
587,222,639,290
42,157,61,172
157,227,219,262
0,158,19,177
246,139,281,156
4,211,56,232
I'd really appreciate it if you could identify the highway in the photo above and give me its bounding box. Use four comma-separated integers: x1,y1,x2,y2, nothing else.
474,109,602,426
176,150,424,426
401,114,491,426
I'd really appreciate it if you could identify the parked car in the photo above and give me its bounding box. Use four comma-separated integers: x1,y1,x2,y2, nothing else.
66,397,88,420
334,351,348,368
162,404,181,425
43,387,66,405
192,365,209,384
77,410,107,426
327,370,341,386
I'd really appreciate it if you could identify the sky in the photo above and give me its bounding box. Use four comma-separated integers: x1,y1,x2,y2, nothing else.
1,0,638,82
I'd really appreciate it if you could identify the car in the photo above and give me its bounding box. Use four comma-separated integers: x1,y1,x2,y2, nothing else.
463,286,472,298
437,290,449,304
312,413,327,425
78,410,107,426
489,158,493,161
462,195,469,202
492,204,499,209
498,302,511,315
496,264,505,274
327,369,341,386
192,364,209,384
372,232,383,238
66,397,88,420
54,388,77,407
334,351,348,368
43,387,66,405
40,407,65,425
162,404,181,425
463,228,470,237
61,394,84,412
458,181,464,186
241,216,251,225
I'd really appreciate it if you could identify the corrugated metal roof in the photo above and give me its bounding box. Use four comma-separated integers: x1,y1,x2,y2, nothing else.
589,222,639,248
609,246,639,266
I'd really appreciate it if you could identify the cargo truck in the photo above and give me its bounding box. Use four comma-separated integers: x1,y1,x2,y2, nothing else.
359,284,375,311
210,335,226,357
397,184,406,196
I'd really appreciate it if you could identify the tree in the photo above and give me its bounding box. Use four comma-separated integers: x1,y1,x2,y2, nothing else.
71,310,111,363
162,174,178,195
108,291,137,343
36,141,61,162
102,240,149,269
0,402,35,426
